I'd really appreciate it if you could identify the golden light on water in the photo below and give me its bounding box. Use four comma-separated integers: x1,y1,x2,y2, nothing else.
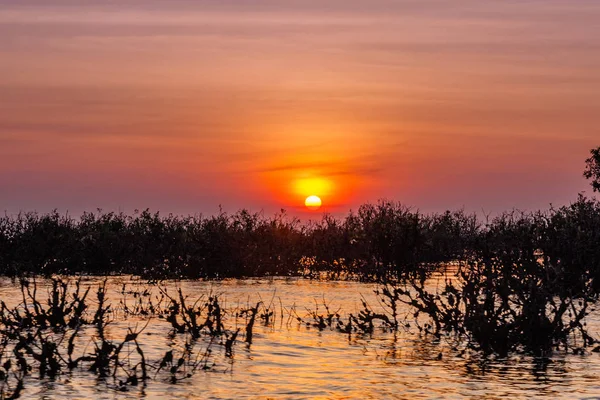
305,195,322,211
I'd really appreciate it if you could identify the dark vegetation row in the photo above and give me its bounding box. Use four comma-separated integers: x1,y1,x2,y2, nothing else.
0,195,598,282
0,147,599,285
0,204,475,279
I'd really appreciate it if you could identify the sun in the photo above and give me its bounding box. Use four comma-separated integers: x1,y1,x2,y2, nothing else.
305,195,322,211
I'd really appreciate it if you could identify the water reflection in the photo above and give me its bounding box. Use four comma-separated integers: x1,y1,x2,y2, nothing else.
1,277,599,399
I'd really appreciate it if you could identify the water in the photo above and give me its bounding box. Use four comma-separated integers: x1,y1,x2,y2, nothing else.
2,277,600,399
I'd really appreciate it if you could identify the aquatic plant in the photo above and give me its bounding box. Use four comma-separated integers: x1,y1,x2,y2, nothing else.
0,279,243,398
377,208,599,356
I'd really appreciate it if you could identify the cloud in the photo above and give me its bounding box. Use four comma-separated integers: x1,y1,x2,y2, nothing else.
258,160,345,174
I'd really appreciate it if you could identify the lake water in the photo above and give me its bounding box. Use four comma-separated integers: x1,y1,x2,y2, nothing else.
2,277,600,399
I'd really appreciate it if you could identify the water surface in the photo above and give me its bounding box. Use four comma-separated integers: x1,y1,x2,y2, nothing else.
1,277,600,399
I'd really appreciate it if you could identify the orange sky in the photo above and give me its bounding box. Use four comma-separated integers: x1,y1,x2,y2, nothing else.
0,1,599,217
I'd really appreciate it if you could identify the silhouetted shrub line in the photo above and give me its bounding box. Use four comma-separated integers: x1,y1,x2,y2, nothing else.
1,196,599,289
0,204,487,280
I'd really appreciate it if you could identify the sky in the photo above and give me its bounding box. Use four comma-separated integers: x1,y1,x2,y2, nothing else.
1,0,599,217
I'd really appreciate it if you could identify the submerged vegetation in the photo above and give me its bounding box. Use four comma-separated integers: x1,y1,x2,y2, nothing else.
0,278,251,398
0,274,598,399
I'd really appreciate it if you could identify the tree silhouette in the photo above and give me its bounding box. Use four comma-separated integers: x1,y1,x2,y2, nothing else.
584,146,600,192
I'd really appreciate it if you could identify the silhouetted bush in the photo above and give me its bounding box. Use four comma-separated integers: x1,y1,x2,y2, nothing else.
374,197,600,356
541,195,600,293
0,196,599,292
584,146,600,192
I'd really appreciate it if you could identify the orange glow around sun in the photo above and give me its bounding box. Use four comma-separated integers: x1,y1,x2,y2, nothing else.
293,177,333,198
294,176,332,210
257,139,367,212
305,195,322,210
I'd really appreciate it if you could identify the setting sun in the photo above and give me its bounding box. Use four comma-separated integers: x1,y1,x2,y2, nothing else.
305,195,322,211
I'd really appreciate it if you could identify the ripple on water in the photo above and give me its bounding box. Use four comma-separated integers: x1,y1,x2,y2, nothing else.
2,277,600,399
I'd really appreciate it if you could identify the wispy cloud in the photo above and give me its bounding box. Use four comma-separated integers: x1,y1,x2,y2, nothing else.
0,0,598,214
